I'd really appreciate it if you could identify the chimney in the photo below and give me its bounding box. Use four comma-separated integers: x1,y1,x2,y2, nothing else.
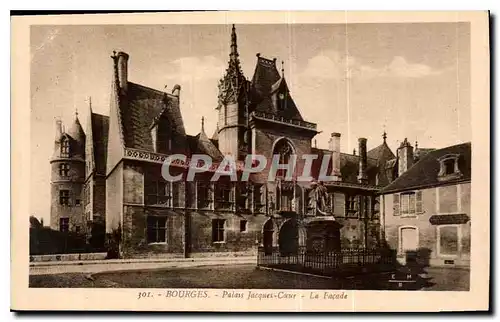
397,138,414,176
55,119,63,138
328,132,342,181
172,84,181,97
357,137,368,183
116,51,129,92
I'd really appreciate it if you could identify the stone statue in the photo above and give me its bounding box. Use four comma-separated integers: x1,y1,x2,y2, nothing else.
308,181,331,216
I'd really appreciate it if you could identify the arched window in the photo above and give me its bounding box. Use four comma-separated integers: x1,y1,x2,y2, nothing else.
273,139,295,180
61,138,70,157
274,139,293,164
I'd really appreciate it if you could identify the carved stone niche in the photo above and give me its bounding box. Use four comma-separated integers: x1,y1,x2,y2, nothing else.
437,153,463,182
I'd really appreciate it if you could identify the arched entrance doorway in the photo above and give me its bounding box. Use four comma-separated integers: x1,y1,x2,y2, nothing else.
263,219,274,255
279,219,299,255
306,221,341,253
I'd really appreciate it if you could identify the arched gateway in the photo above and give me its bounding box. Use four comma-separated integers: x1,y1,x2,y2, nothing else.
263,219,274,255
278,219,299,255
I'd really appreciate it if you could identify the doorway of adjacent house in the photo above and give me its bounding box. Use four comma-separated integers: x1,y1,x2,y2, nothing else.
400,226,418,255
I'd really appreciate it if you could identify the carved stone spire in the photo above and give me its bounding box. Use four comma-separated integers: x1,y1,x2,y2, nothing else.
217,24,246,107
230,24,238,62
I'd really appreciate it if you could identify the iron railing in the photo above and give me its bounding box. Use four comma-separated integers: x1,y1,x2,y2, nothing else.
257,246,396,277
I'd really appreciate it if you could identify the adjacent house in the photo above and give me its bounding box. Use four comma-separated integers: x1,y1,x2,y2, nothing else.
379,140,471,267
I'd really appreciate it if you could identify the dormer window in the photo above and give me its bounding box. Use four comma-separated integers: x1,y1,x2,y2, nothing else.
151,114,173,154
278,92,287,110
437,154,462,181
61,138,70,157
444,159,455,175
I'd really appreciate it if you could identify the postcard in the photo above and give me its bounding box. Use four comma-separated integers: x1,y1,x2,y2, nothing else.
11,11,490,312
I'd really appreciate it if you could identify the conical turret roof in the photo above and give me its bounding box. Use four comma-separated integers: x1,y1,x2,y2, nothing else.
67,113,85,143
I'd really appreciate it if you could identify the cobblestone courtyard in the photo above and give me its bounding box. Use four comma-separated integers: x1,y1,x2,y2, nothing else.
29,264,470,291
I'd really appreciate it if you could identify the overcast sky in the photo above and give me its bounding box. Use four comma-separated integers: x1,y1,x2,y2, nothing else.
30,22,470,223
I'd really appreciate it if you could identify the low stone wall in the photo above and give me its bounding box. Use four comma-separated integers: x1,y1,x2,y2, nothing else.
30,252,107,262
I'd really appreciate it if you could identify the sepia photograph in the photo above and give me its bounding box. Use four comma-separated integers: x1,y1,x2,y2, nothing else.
11,11,490,312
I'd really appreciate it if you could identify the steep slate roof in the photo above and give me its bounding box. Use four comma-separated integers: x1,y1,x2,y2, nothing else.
120,82,186,150
91,112,109,175
310,148,379,185
379,142,471,194
187,130,224,162
250,56,303,121
367,141,395,162
414,147,435,162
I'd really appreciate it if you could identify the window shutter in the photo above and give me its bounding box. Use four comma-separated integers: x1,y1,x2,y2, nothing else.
393,194,400,216
416,191,423,213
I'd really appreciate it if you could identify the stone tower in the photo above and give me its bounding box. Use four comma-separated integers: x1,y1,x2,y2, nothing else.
49,112,86,233
216,24,250,160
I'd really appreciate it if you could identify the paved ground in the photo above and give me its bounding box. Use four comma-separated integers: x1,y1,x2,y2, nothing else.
29,264,470,291
29,256,255,275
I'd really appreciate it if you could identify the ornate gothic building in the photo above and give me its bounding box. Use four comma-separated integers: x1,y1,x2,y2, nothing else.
50,25,402,258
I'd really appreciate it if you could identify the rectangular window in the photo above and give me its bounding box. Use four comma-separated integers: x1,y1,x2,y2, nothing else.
215,183,233,210
59,163,70,177
240,220,248,232
395,192,422,217
236,183,248,210
439,225,459,256
147,216,167,243
197,181,212,209
279,189,294,212
346,195,358,217
401,194,409,214
61,139,70,157
146,181,172,206
59,190,70,206
59,218,69,232
212,219,225,242
253,184,265,213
